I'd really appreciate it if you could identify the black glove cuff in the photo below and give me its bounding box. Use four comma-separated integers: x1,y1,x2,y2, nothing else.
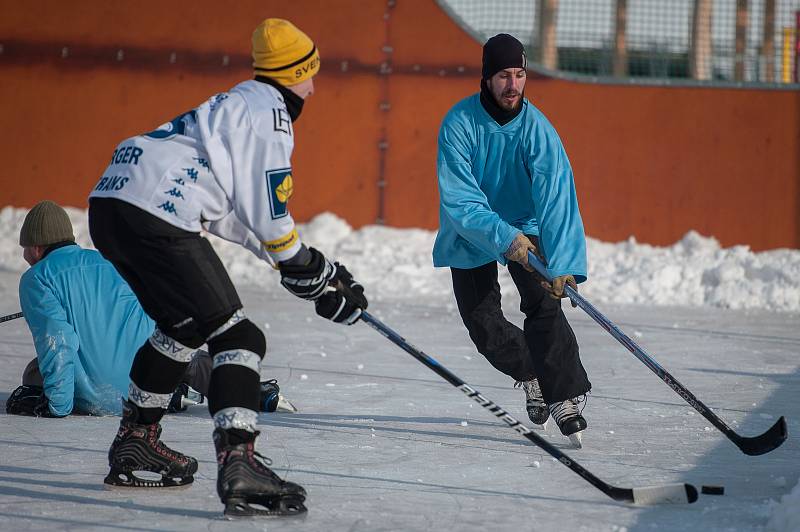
279,247,336,300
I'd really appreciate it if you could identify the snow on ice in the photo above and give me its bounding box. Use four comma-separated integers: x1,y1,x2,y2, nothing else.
1,206,799,312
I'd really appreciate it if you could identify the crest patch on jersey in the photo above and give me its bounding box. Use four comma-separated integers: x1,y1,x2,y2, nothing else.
266,168,293,219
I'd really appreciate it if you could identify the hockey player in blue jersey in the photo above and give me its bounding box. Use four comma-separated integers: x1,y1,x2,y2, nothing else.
7,201,294,418
433,33,592,446
10,201,155,418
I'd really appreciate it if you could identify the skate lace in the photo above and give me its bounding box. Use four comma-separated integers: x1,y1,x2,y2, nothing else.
548,397,580,425
150,428,185,462
514,379,544,405
577,393,588,415
248,447,285,482
253,450,273,468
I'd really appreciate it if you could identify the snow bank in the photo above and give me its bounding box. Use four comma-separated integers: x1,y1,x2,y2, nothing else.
587,232,800,311
766,479,800,532
2,207,799,312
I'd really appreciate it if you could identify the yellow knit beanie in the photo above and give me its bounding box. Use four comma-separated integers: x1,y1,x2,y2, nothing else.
252,19,320,86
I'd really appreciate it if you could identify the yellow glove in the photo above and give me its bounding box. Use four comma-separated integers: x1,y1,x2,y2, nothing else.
504,233,537,272
541,274,578,307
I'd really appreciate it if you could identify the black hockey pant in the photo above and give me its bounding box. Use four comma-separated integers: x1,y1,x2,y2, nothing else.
88,198,263,426
450,259,591,404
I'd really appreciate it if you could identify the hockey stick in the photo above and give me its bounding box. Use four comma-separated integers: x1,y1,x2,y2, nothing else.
527,251,787,456
1,312,23,324
360,310,697,505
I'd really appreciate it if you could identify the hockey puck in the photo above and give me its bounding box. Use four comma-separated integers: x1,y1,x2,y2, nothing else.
701,485,725,495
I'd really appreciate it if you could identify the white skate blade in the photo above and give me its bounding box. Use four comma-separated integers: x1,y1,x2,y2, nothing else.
180,396,204,410
179,386,204,409
568,431,582,448
535,420,548,431
276,395,298,413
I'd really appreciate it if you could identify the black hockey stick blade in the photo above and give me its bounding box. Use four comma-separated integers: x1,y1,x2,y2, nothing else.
734,416,787,456
361,311,698,506
526,252,788,456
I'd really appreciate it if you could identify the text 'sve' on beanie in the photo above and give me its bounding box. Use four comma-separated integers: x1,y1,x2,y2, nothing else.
252,18,320,86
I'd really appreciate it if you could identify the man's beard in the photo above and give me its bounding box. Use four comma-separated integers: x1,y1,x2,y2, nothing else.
479,79,525,125
498,89,522,111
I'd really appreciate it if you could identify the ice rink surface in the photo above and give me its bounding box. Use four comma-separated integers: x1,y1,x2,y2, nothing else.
0,272,797,531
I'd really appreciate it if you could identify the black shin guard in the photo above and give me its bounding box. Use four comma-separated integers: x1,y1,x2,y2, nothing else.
206,319,266,419
128,332,203,425
130,342,191,393
208,366,261,416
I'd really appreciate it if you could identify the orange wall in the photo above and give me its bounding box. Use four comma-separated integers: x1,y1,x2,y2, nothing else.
1,0,798,250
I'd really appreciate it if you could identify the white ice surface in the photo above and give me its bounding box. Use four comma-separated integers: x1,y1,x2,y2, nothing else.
0,207,798,530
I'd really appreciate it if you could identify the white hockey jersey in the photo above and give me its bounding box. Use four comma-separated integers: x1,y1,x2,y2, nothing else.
89,80,302,264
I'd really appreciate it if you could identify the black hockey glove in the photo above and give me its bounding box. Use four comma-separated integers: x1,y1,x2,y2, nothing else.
6,384,58,417
315,263,368,325
278,247,336,300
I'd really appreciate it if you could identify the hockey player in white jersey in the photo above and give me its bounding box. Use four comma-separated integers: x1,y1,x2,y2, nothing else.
88,19,367,518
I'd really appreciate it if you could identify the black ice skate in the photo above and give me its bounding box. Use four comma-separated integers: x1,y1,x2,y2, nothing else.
548,396,587,448
214,428,307,518
167,383,205,413
104,400,198,488
259,379,298,413
515,379,549,427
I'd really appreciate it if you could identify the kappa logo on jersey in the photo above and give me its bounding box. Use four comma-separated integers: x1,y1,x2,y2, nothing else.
164,187,185,199
183,168,199,182
266,168,293,219
158,201,178,215
193,157,210,170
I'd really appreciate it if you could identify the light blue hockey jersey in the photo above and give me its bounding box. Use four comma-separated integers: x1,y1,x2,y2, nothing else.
433,93,587,282
18,245,153,416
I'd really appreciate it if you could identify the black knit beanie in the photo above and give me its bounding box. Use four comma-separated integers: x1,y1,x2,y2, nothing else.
482,33,527,79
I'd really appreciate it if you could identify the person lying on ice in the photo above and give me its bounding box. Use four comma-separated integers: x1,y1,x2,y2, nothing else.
6,200,295,417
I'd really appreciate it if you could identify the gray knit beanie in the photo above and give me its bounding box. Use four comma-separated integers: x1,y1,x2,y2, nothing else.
19,201,75,247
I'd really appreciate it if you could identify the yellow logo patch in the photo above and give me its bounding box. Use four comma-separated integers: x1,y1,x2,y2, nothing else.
266,168,292,219
275,174,293,203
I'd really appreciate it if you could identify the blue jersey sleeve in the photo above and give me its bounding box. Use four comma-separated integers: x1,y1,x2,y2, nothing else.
19,271,78,416
437,116,518,264
527,116,588,282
